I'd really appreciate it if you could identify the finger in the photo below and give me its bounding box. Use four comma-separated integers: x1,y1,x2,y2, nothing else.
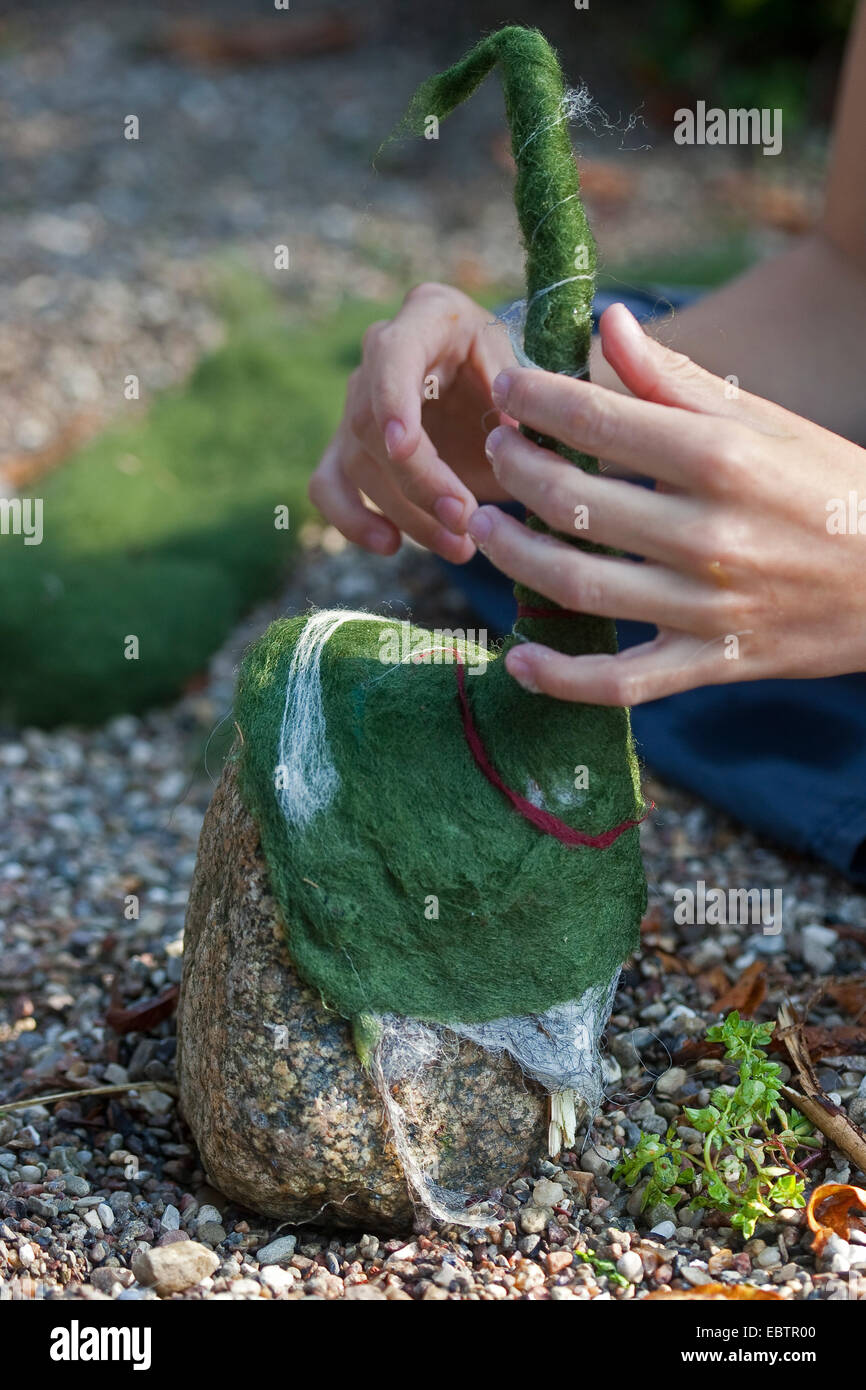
309,436,401,554
362,286,473,453
599,302,785,432
379,428,478,533
485,423,707,567
505,628,739,706
467,505,723,629
346,450,477,564
356,305,479,530
490,364,756,493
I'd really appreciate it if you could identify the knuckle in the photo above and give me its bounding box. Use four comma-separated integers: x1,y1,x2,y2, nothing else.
348,399,372,439
308,470,323,505
361,319,388,352
308,469,330,511
550,482,581,532
576,394,618,453
401,473,426,509
664,347,701,379
561,561,604,613
489,438,515,489
404,280,448,305
689,515,747,569
505,373,536,423
709,429,753,490
643,345,713,405
608,670,648,707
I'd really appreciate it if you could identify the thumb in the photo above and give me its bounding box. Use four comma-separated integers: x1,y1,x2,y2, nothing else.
599,301,735,416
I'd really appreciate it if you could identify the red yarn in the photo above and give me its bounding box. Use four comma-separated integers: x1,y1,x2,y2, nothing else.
454,661,648,850
515,604,574,620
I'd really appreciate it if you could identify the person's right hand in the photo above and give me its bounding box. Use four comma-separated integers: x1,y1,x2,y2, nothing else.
309,282,517,561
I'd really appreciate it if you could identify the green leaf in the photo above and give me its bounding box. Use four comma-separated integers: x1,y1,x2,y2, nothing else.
683,1105,720,1134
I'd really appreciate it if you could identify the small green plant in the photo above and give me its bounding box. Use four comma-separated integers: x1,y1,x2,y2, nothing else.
615,1011,819,1239
573,1248,629,1288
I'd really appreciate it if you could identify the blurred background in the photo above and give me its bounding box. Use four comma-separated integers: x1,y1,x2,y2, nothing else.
0,0,853,489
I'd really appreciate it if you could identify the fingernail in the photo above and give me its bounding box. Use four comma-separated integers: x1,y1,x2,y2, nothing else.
468,507,493,547
506,648,539,692
491,371,513,408
384,419,405,457
612,302,643,337
433,496,465,531
484,425,505,463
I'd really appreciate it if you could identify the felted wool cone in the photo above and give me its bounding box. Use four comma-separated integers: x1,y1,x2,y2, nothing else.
231,26,648,1225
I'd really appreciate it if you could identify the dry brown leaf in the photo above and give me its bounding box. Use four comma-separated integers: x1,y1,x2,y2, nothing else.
105,985,179,1036
156,16,359,67
825,978,866,1022
696,965,731,997
644,1282,782,1301
639,905,664,935
826,923,866,948
712,960,767,1017
672,1038,725,1066
1,409,100,488
654,949,690,975
806,1183,866,1255
778,1003,866,1178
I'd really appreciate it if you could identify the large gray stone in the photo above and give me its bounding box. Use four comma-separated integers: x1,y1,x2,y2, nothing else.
177,761,547,1232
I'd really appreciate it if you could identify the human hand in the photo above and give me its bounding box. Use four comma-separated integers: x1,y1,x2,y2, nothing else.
468,303,866,705
309,282,516,561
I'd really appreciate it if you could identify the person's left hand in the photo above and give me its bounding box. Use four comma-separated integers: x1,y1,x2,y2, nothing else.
468,303,866,705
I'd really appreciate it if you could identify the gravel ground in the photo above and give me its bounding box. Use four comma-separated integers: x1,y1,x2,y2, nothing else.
1,0,860,1305
2,525,865,1302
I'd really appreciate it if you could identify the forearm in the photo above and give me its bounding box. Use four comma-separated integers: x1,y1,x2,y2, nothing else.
592,3,866,444
591,234,866,444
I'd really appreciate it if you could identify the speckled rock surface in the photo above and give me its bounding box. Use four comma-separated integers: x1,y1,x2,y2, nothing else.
177,759,548,1232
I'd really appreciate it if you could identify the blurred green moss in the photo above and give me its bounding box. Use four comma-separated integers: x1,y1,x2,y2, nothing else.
0,280,393,728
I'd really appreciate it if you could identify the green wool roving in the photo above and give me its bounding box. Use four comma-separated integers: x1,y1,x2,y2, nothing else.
235,26,648,1220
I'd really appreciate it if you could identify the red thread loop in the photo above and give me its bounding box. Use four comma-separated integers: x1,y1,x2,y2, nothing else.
454,661,649,850
515,604,576,621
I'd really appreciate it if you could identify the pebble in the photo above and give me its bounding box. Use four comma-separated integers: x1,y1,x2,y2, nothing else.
580,1151,611,1179
681,1265,712,1286
655,1066,688,1098
131,1242,220,1296
647,1203,678,1229
649,1221,676,1240
160,1204,180,1231
260,1264,297,1292
197,1222,227,1246
62,1175,90,1197
195,1205,223,1227
256,1234,298,1265
519,1206,550,1236
91,1266,136,1292
616,1251,644,1283
800,924,838,973
547,1250,573,1275
531,1178,565,1208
